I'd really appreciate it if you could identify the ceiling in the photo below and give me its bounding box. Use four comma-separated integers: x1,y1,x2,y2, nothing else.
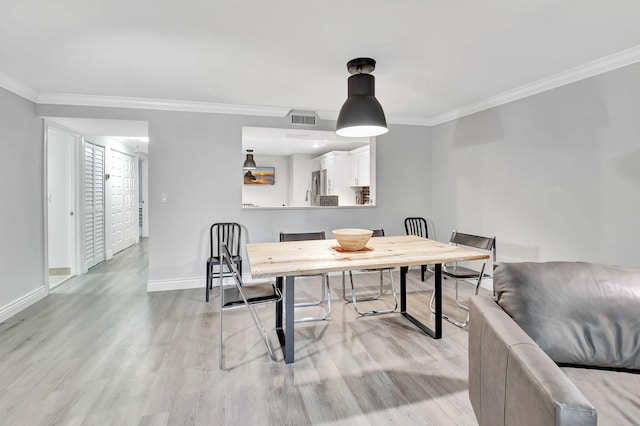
45,117,150,153
243,127,368,156
45,117,148,137
2,1,640,125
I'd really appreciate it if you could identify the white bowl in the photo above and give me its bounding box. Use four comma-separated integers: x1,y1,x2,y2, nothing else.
332,228,373,251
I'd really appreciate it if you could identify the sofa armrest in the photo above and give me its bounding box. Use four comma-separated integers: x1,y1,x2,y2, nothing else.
469,296,597,426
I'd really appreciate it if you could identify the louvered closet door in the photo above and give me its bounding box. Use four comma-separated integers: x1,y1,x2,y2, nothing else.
84,142,106,269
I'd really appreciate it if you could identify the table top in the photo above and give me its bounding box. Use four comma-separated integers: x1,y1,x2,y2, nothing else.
246,235,489,278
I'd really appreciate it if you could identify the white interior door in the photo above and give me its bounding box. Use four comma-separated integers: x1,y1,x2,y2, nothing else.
110,149,136,255
46,124,80,283
84,142,105,269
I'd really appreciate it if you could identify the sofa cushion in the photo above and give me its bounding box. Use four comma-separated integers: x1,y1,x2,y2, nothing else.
494,261,640,370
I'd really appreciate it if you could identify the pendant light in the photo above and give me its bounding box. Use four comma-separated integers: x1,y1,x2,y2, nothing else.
243,149,256,169
336,57,388,138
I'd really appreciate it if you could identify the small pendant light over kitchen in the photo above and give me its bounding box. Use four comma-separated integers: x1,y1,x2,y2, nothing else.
336,57,388,138
243,149,256,169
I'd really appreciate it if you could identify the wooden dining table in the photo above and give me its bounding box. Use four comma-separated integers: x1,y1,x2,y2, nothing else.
246,234,489,364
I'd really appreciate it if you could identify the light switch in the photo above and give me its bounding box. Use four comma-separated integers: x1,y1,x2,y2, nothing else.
160,193,168,203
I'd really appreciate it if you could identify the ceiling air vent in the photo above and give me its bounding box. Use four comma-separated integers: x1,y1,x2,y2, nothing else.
289,111,317,127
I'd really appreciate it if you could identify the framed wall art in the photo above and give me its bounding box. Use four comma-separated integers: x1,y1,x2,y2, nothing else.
244,167,275,185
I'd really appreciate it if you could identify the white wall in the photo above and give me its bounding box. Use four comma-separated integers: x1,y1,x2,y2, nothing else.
242,154,289,207
289,153,314,207
0,88,45,322
245,152,360,207
431,62,640,267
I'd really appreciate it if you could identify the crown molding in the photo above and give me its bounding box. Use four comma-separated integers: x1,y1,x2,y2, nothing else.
0,71,38,102
4,45,639,126
36,93,292,118
429,45,640,125
385,114,435,127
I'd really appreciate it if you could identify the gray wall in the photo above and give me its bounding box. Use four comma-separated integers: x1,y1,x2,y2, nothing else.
0,88,44,311
34,104,432,288
431,62,640,266
3,59,640,316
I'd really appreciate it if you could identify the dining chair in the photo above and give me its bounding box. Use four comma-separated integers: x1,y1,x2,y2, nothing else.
342,228,397,316
404,217,429,281
430,230,496,327
218,243,281,369
206,222,242,302
278,230,332,322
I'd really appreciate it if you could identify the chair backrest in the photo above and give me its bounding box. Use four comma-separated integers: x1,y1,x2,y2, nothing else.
404,217,428,238
211,223,242,257
280,230,325,242
449,230,496,259
371,228,385,238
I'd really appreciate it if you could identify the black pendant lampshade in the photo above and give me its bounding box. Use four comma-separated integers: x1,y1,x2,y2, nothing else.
336,58,388,138
243,149,256,169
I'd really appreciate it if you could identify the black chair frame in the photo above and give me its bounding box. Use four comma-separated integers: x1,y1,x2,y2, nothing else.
206,222,242,302
218,243,281,369
429,230,496,327
404,217,429,281
277,231,332,322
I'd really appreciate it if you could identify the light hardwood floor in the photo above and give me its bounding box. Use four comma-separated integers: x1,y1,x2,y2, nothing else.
0,240,483,425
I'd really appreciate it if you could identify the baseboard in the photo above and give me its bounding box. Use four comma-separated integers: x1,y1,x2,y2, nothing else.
49,267,71,276
479,277,493,292
458,277,493,292
0,285,48,323
147,277,203,292
146,276,241,292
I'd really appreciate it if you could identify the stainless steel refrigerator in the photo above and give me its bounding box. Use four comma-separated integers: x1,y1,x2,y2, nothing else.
311,169,327,205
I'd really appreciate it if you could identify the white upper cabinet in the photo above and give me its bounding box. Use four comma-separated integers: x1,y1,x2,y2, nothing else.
312,151,351,197
350,146,370,187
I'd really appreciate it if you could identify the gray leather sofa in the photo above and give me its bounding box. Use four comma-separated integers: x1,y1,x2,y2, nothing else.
468,261,640,425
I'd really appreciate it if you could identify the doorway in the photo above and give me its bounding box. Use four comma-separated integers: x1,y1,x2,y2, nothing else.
46,124,80,288
44,117,149,289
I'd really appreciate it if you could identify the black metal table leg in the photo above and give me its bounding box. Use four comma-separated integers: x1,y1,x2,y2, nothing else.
284,275,295,363
274,276,296,363
400,264,442,339
275,277,283,328
275,277,285,350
